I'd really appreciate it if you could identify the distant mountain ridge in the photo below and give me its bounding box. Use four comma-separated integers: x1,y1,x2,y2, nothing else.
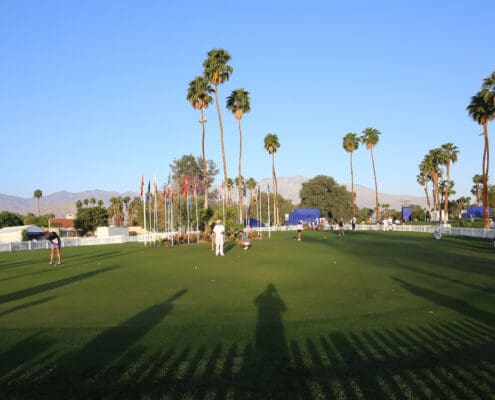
0,177,426,217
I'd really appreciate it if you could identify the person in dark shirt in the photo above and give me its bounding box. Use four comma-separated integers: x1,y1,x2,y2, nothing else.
45,231,62,265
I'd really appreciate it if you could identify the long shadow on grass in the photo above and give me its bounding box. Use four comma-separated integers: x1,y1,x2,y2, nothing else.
240,283,296,398
0,296,56,317
47,289,188,398
0,265,119,304
392,260,495,294
393,277,495,327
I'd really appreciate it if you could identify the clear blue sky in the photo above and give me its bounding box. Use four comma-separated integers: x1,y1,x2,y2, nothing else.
1,0,493,200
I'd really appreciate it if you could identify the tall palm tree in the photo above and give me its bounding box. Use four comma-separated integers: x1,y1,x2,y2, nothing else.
33,189,42,216
203,49,233,188
439,143,459,221
360,127,381,221
342,132,359,218
416,170,431,212
187,76,213,208
226,88,251,224
467,89,495,229
264,133,281,226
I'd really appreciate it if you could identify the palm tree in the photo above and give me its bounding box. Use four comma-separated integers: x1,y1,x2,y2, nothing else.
264,133,281,226
226,177,234,204
246,177,257,222
226,88,251,224
423,149,443,211
416,170,431,212
203,48,233,188
439,143,459,221
342,132,359,218
360,127,381,221
123,196,131,226
187,76,213,208
467,89,495,229
471,174,483,205
33,189,42,216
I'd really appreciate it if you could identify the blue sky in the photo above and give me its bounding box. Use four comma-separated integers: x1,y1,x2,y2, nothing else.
1,0,494,201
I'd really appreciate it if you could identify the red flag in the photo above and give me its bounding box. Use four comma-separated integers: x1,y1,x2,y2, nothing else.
183,175,189,196
140,175,144,197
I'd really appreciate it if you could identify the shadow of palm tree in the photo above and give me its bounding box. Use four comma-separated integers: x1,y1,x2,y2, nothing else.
0,265,120,305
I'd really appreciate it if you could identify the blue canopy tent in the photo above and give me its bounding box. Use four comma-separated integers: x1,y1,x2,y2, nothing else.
246,218,265,228
287,208,321,225
461,206,492,218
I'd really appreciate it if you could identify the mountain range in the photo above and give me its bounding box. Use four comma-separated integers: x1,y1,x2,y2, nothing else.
0,177,426,217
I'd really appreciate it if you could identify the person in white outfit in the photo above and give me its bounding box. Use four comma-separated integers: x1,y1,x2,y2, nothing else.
213,219,225,256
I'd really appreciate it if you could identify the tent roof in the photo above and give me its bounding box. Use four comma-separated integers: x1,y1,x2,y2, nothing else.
0,225,44,234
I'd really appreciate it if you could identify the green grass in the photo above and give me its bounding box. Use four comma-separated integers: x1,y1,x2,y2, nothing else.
0,231,494,399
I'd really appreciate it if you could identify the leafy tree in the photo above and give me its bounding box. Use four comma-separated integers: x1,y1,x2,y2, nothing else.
33,189,42,216
264,133,281,225
342,132,359,218
75,205,109,235
169,154,218,198
203,48,233,187
0,211,23,228
299,175,352,221
360,127,381,220
226,88,251,224
467,82,495,228
187,76,214,208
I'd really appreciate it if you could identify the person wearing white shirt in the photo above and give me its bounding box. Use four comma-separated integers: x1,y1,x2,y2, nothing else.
213,219,225,256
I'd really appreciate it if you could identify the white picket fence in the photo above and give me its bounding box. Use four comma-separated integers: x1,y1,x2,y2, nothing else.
0,225,493,253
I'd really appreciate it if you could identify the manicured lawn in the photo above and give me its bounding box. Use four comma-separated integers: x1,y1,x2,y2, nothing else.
0,231,494,399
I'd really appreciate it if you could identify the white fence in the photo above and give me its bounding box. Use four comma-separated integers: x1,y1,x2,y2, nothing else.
0,225,493,253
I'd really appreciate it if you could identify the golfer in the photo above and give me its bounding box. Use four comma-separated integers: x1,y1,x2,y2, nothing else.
239,231,251,250
296,220,303,241
213,219,225,256
45,230,62,265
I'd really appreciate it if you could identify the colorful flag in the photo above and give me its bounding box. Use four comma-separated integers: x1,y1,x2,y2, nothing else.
140,175,145,198
183,175,189,196
146,181,151,203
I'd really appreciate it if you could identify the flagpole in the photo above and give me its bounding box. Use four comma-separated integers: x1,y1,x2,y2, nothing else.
222,182,225,231
141,175,147,246
267,185,271,239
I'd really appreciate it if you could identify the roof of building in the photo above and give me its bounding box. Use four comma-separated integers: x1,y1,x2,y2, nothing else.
49,218,75,228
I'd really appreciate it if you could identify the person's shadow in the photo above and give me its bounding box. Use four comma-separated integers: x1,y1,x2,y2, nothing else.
243,283,295,398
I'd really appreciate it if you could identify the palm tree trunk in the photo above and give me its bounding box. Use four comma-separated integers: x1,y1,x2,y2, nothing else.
482,121,490,229
238,119,243,224
423,184,431,212
350,152,355,218
443,162,450,222
214,85,228,186
370,148,379,221
200,108,208,209
272,153,279,226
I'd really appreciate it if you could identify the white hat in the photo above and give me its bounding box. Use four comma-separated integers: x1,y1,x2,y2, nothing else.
216,219,222,223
